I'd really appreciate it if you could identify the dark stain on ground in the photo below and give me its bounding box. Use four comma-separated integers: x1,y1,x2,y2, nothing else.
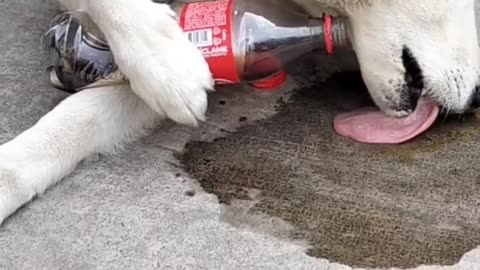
180,72,480,269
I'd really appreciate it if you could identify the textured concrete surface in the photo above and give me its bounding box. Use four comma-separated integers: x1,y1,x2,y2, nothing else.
1,1,480,270
182,72,480,269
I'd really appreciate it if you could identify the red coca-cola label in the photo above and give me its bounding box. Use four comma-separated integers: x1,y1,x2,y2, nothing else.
179,0,239,85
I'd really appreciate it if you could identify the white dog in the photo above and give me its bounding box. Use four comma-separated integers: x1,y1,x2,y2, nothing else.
0,0,478,225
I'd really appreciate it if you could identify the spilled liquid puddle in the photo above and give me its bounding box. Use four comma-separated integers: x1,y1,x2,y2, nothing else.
180,72,480,269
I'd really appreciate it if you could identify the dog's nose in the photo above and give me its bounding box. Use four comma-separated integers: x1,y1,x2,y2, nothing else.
470,86,480,109
406,85,422,110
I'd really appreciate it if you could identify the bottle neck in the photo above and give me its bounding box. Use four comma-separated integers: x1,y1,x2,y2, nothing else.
239,13,351,82
308,16,350,55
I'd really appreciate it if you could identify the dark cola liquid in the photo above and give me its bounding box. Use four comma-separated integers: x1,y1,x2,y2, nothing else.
238,11,326,82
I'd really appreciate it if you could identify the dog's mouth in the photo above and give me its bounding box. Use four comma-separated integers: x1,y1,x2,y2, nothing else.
333,48,441,144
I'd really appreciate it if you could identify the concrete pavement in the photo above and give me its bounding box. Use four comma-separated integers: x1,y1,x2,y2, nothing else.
1,1,480,270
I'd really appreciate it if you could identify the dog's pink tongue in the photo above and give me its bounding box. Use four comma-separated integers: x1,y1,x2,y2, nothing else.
334,98,439,144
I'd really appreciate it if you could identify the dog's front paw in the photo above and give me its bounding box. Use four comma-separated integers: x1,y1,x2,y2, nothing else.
97,2,214,126
128,35,214,126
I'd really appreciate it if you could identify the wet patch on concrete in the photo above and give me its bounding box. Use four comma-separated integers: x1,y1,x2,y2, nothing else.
180,72,480,269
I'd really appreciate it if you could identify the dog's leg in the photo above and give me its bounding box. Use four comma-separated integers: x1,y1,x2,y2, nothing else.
0,86,160,224
0,0,214,224
84,0,214,126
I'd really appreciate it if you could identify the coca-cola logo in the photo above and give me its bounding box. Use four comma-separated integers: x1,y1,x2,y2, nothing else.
78,61,127,83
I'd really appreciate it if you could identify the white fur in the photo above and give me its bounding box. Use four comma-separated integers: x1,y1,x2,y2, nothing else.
345,0,480,115
0,0,479,224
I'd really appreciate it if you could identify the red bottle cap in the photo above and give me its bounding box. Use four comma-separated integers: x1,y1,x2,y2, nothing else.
324,15,334,55
249,70,287,91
